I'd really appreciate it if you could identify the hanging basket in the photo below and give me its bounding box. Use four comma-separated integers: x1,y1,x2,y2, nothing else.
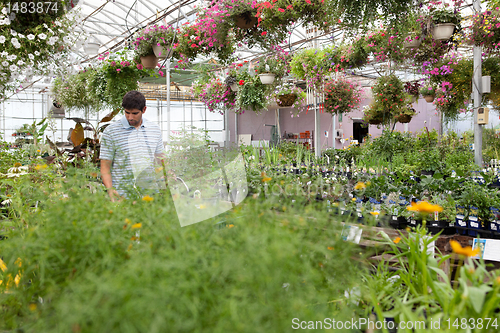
259,73,276,85
277,94,296,107
424,95,435,103
432,23,456,41
153,45,173,60
396,114,412,123
369,118,382,125
140,55,158,69
404,36,422,49
230,83,239,92
235,12,257,29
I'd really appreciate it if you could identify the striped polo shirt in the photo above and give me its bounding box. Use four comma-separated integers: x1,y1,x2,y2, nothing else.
100,115,165,197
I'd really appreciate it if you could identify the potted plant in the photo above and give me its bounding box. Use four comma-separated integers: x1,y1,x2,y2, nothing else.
255,53,289,85
420,84,436,103
149,25,177,60
394,105,417,124
371,74,407,121
431,8,461,41
270,83,307,115
470,9,500,52
235,75,269,114
133,26,159,69
361,103,386,126
404,81,421,103
323,78,362,115
192,74,236,115
224,64,247,92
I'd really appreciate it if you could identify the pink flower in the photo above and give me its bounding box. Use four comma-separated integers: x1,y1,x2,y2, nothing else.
116,68,121,72
136,64,143,70
261,31,267,36
159,71,164,77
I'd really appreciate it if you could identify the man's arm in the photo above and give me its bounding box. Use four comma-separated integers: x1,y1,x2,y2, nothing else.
100,159,119,201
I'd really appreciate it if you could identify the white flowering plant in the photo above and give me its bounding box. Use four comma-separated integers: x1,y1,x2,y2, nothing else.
0,2,83,100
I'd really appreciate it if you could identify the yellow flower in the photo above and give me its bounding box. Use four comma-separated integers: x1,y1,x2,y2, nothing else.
108,210,113,214
142,195,154,202
125,218,132,224
327,246,334,250
34,164,48,171
36,149,40,153
29,303,37,311
406,201,443,214
354,182,366,190
496,276,500,285
370,211,379,216
0,258,7,272
262,176,272,182
227,224,235,228
393,237,401,244
351,198,356,201
199,204,207,209
450,240,480,257
131,223,142,229
155,167,163,173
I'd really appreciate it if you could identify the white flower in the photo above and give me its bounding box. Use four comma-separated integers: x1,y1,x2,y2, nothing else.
43,23,48,28
17,33,24,38
47,38,55,46
1,198,12,206
8,54,16,60
63,36,71,43
12,41,20,49
0,19,4,25
28,54,34,60
16,60,24,66
8,12,15,20
1,7,8,15
0,36,5,43
10,37,17,44
9,64,17,71
27,34,35,40
10,29,16,36
2,61,8,67
54,20,62,27
3,17,9,25
1,51,7,56
58,29,64,34
38,33,47,40
34,51,40,56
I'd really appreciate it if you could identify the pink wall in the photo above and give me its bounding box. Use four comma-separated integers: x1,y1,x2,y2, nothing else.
230,95,440,150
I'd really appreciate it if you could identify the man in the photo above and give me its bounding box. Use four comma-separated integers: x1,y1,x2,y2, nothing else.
100,91,166,201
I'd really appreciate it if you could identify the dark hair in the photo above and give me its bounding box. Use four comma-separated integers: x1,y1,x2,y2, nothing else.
122,91,146,111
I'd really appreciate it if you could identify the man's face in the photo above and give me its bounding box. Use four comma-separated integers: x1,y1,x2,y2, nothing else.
125,107,145,127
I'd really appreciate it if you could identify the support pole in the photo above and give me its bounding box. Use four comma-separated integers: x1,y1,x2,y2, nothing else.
314,91,320,158
473,0,483,166
166,58,171,146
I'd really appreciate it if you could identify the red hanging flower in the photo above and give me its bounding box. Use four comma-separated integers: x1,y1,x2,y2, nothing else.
239,80,245,85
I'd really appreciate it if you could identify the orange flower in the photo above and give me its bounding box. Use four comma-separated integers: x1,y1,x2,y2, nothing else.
393,237,401,244
450,240,480,257
406,201,443,214
327,246,334,250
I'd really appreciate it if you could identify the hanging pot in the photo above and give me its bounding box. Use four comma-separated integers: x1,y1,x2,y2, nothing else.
235,12,257,29
432,23,456,41
153,45,173,60
397,114,412,123
424,95,435,103
277,93,296,107
259,73,276,85
230,83,239,92
140,55,159,69
404,36,421,49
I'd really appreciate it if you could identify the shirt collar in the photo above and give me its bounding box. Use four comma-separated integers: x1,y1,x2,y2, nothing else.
120,115,148,129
